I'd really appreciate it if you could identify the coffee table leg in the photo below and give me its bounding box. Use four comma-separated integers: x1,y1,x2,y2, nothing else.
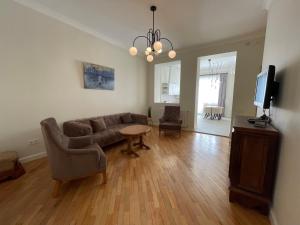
139,135,150,150
123,137,139,157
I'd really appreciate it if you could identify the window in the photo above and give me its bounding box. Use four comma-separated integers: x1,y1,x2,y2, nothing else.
154,61,181,103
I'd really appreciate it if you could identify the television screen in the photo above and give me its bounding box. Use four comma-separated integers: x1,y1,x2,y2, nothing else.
254,72,268,108
254,65,276,109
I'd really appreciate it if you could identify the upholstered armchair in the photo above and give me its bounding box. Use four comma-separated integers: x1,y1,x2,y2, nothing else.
40,118,107,197
159,106,182,136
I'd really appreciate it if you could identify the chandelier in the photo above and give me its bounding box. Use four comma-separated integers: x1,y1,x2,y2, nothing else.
129,6,176,62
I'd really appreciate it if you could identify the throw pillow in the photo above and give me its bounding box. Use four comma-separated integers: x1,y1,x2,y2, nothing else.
121,114,133,123
91,118,107,132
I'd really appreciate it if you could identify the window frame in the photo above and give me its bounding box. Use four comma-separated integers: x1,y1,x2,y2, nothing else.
154,60,181,104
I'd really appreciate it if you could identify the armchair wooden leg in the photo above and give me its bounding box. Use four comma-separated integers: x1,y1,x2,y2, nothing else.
102,170,107,184
52,180,62,198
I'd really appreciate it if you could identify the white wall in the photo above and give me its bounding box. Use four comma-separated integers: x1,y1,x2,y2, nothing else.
224,70,235,118
147,34,265,130
0,1,147,159
258,0,300,225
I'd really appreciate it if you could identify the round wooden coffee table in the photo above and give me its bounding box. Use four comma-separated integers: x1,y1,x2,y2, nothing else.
119,125,151,157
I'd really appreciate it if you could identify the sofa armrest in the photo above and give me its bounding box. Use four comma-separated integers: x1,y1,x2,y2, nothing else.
131,113,148,125
68,143,104,161
68,136,93,149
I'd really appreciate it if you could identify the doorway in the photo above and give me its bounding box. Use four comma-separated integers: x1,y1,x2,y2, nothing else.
195,52,237,137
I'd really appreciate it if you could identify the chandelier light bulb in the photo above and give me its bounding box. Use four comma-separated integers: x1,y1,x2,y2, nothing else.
153,41,162,51
168,50,176,59
155,49,162,55
129,46,138,56
129,6,175,62
147,54,154,62
146,47,152,52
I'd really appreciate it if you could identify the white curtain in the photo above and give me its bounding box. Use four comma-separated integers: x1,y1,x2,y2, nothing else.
197,75,221,114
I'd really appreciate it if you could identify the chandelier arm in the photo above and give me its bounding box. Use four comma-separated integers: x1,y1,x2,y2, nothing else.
132,35,151,47
154,29,161,42
147,30,153,47
160,37,174,50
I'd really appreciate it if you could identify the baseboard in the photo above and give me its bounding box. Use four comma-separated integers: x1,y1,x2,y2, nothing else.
20,151,47,163
270,209,279,225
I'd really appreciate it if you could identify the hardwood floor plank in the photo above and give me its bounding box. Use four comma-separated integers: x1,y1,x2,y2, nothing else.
0,128,270,225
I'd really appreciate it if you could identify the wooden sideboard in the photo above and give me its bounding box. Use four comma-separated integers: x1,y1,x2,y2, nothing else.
229,116,280,215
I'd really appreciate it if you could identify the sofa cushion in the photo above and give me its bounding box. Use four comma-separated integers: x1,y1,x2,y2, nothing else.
121,113,133,123
63,121,93,137
103,114,122,127
92,130,124,147
91,118,107,132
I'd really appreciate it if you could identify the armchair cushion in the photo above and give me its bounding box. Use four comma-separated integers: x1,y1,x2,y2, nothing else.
159,118,166,123
91,118,107,133
63,121,93,137
159,122,182,127
68,135,93,149
121,113,133,123
69,143,106,168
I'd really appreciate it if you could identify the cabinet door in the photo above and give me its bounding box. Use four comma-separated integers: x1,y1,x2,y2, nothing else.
238,134,269,194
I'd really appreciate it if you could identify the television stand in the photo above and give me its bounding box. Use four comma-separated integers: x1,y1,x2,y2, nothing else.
229,116,280,215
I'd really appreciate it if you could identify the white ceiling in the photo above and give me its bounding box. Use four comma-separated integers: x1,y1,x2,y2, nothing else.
15,0,268,50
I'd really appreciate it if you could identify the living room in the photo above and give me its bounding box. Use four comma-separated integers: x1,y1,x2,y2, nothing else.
0,1,299,225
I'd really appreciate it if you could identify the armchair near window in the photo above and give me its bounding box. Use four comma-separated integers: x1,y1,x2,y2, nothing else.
40,118,107,197
159,106,182,136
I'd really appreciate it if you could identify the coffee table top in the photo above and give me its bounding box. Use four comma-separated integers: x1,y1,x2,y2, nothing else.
119,125,151,136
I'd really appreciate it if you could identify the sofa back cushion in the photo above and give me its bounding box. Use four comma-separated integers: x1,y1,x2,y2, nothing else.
63,121,93,137
120,113,133,124
91,118,107,132
103,114,122,127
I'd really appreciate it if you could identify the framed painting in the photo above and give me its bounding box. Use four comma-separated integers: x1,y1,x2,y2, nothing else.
83,62,115,90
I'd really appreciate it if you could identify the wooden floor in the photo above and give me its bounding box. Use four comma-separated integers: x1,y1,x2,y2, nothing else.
0,128,270,225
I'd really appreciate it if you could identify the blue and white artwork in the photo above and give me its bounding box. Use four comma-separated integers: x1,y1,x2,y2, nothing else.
83,63,115,90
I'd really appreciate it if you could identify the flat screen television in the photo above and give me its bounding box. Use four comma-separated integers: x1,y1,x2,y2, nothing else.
254,65,278,109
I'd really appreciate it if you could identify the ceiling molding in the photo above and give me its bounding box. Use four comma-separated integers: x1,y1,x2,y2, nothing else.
262,0,274,10
13,0,127,50
158,30,266,57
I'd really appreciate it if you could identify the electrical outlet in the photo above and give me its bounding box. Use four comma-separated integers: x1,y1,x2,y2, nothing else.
28,138,39,145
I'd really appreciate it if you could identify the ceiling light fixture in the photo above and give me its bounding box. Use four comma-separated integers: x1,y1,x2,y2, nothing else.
129,5,176,62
